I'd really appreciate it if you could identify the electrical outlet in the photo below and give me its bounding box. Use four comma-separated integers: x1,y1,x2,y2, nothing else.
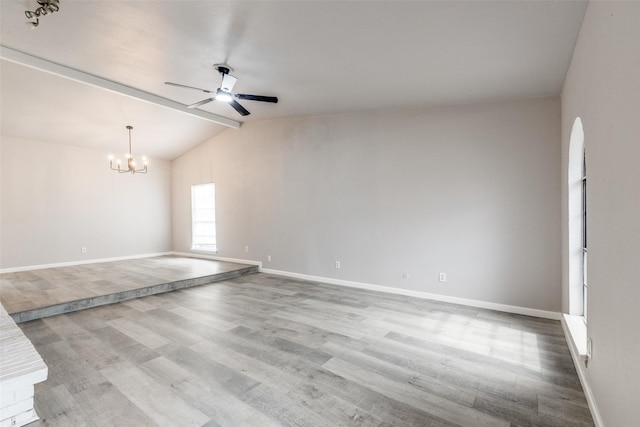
335,261,341,269
244,246,249,253
439,272,446,282
587,337,593,360
81,247,87,254
267,255,271,262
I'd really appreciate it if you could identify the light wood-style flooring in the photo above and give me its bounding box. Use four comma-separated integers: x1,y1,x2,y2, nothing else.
17,273,594,426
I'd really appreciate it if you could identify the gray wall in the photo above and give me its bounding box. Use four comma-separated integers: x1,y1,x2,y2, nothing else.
561,2,640,425
172,97,561,312
0,136,172,269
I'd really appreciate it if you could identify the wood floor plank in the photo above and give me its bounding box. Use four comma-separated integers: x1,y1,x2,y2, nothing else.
323,356,510,427
100,360,211,427
272,308,374,340
17,318,62,347
31,384,95,427
320,340,477,407
72,381,158,427
128,307,206,347
90,325,161,365
384,331,519,385
363,336,533,407
240,383,340,427
230,325,333,366
536,395,595,427
31,339,105,394
106,317,172,349
472,390,538,426
233,411,285,427
169,306,238,332
285,382,391,427
515,376,590,409
159,344,260,397
188,324,450,426
139,355,266,426
190,338,305,394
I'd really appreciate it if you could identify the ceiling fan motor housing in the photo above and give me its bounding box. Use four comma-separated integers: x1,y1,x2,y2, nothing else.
214,65,232,75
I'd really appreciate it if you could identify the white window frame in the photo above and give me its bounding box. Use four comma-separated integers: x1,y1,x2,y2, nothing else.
581,148,587,322
568,117,587,318
191,183,217,252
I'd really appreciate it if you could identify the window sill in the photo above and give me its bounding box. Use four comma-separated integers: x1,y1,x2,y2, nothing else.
563,314,588,363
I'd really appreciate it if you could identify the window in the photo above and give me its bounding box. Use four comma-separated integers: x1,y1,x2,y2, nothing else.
566,117,588,357
568,117,586,320
191,183,217,252
581,149,587,321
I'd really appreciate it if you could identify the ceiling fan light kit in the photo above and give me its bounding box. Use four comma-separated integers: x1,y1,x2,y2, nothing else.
109,126,148,174
165,63,278,117
214,89,234,103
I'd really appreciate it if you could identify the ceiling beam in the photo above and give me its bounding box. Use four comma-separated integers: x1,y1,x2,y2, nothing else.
0,45,241,129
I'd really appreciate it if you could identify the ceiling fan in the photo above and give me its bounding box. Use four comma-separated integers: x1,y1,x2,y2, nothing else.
165,64,278,116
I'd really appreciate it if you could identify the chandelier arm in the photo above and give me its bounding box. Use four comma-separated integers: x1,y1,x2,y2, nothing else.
110,160,131,173
109,160,123,172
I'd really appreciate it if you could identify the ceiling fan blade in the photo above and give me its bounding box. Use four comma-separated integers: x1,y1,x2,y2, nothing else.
229,99,250,116
165,82,214,94
187,98,215,109
220,74,238,92
235,94,278,103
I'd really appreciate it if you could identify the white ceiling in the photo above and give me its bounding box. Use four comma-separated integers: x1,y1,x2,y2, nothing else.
0,1,588,160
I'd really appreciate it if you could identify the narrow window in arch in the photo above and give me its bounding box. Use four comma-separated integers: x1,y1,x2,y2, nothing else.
569,117,586,318
582,149,587,321
191,183,217,252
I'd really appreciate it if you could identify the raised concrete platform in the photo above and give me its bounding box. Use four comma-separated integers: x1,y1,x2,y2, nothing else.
0,256,258,323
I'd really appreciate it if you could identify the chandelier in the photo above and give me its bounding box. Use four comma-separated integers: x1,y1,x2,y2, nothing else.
109,126,148,174
25,0,60,28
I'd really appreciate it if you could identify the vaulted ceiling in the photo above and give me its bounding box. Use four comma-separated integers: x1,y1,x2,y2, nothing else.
0,1,588,160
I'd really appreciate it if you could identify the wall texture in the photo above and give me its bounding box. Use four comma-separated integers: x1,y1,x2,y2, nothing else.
0,137,172,269
173,97,561,312
561,2,640,425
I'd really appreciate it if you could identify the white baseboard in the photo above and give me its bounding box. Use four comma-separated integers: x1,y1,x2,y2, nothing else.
259,267,561,320
561,316,604,427
0,252,174,274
